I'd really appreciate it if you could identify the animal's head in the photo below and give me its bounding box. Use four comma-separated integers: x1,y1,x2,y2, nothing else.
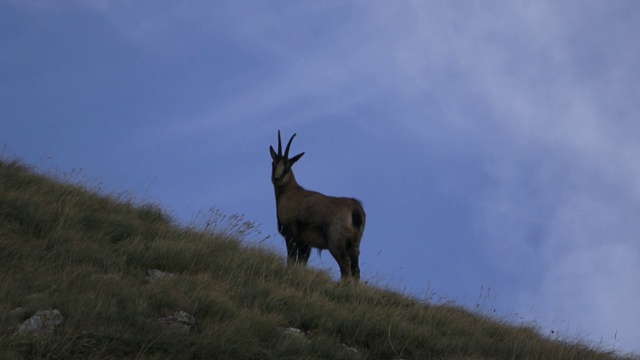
270,130,305,187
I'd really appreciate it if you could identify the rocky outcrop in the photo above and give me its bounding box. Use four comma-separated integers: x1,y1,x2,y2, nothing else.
159,311,196,333
146,269,175,282
17,309,64,336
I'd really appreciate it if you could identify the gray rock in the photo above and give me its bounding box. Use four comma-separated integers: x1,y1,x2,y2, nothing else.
17,309,63,336
146,269,174,282
276,326,310,345
159,311,196,333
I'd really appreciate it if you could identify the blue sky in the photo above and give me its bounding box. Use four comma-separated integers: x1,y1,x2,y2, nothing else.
2,1,639,354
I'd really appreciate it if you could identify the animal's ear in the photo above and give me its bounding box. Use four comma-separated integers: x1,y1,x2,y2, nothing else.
289,152,305,165
270,146,278,160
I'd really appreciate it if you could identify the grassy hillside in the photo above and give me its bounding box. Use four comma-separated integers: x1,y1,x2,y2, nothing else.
0,159,633,360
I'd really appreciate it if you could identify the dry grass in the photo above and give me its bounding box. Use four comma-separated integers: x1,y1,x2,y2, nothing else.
0,159,635,359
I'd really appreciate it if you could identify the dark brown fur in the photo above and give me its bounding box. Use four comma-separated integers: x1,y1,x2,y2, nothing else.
270,131,366,280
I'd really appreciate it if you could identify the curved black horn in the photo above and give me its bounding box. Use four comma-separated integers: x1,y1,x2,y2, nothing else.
284,133,297,159
277,130,283,156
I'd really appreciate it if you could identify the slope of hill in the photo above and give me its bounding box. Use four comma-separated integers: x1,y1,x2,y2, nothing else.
0,159,633,359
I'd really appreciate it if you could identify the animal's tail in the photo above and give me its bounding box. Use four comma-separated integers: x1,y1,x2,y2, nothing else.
351,200,366,235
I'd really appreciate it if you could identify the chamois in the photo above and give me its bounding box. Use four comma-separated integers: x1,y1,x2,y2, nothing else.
269,131,366,280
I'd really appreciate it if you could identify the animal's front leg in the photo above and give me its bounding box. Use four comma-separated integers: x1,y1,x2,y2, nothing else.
297,243,311,265
285,238,298,266
279,222,297,266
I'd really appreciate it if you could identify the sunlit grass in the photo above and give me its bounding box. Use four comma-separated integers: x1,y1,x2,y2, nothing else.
0,159,634,359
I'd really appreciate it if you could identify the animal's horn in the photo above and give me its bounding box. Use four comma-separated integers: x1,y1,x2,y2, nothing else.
284,133,297,159
277,130,283,157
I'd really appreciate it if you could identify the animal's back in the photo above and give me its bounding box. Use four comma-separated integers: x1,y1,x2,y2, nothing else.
279,191,365,246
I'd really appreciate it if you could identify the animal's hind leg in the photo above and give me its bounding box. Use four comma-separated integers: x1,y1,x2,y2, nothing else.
329,244,351,280
346,245,360,280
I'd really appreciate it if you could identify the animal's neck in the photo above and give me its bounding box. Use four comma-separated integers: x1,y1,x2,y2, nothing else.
274,172,303,204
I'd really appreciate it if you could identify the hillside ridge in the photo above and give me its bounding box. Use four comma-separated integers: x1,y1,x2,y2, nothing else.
0,159,632,359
